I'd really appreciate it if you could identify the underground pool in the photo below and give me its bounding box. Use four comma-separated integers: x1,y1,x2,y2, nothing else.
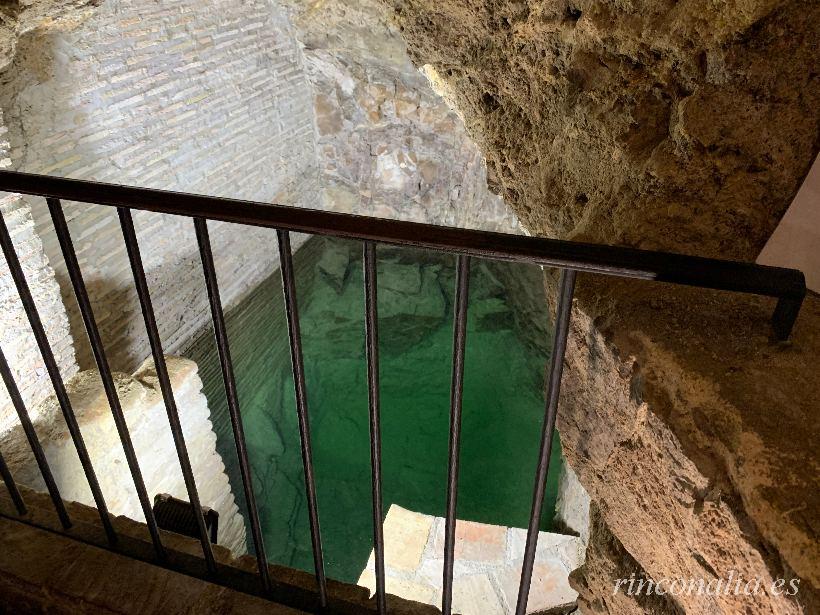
187,236,565,583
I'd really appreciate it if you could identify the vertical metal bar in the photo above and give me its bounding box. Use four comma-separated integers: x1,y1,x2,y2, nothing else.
0,447,26,516
515,268,576,615
442,254,471,615
118,208,216,574
193,217,270,591
277,229,327,608
49,198,165,560
0,207,115,544
363,241,386,615
0,347,70,527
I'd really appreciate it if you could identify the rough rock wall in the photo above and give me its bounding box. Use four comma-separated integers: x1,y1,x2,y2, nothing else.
559,291,819,614
0,0,319,372
282,0,522,232
4,356,247,554
386,0,819,258
0,1,100,74
384,1,820,613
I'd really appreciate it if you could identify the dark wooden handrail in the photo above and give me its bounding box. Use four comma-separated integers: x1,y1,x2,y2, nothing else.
0,169,805,338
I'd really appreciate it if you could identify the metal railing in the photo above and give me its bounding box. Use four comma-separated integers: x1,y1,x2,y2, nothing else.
0,170,806,615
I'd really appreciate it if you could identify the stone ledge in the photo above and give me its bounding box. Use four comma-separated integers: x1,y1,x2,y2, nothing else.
0,485,441,614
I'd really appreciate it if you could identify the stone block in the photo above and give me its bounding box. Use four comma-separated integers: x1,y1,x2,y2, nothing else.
496,560,577,614
382,505,434,572
432,518,507,565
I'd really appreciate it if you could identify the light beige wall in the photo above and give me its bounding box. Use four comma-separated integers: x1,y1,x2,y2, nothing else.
758,156,819,293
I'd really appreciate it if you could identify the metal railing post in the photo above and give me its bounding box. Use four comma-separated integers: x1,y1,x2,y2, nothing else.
277,229,328,608
194,217,270,591
119,208,216,574
442,254,471,615
515,268,576,615
364,241,386,614
0,447,26,516
0,347,70,527
49,198,165,561
0,208,115,544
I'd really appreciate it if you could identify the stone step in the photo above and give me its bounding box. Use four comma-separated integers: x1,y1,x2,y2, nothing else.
358,504,585,615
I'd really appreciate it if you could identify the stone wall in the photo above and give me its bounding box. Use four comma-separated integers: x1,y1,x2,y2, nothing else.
283,0,522,233
0,0,525,380
0,0,320,372
0,192,78,434
358,504,585,614
554,463,590,547
3,355,247,554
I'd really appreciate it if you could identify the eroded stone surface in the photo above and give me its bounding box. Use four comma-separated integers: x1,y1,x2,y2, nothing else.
385,0,818,259
282,0,522,233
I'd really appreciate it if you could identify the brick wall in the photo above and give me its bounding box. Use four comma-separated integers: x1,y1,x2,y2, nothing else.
0,104,78,434
0,0,320,371
0,193,79,434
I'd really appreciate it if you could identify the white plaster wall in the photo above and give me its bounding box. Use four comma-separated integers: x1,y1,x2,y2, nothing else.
758,155,820,293
3,355,247,554
0,0,320,372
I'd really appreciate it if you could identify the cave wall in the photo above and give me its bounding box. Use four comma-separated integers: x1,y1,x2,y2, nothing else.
385,0,818,259
383,0,820,613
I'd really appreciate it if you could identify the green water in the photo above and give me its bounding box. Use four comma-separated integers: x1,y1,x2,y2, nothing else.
198,238,563,583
